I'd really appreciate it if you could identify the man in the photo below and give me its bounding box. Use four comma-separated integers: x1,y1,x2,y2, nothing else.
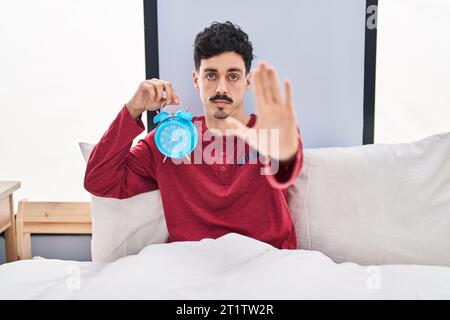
84,21,303,249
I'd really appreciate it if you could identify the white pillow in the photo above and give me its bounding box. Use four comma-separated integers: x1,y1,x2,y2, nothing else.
79,143,169,263
80,131,450,267
288,132,450,267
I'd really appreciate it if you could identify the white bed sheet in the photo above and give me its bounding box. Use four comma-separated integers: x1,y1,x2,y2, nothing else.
1,233,449,299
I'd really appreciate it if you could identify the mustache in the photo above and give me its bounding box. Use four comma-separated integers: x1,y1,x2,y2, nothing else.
210,94,233,103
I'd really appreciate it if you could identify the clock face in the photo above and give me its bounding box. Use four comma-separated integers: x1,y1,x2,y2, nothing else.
155,118,198,158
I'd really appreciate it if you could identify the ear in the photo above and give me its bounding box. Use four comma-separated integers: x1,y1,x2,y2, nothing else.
192,71,199,90
245,71,252,91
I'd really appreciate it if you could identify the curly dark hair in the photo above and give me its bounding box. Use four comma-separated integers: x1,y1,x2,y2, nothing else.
194,21,254,74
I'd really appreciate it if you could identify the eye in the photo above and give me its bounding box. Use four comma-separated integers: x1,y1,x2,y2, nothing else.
229,73,240,81
205,73,216,80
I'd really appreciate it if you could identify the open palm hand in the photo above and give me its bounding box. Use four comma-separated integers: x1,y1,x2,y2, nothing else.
224,62,299,161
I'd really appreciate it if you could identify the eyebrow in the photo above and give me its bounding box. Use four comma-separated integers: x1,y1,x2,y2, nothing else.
203,67,244,74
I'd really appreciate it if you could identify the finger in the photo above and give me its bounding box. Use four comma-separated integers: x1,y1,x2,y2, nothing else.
142,83,156,104
155,80,180,105
161,81,177,104
224,116,247,131
223,116,249,139
284,79,295,114
146,79,164,103
172,91,180,105
253,69,266,113
153,81,165,103
267,67,281,105
258,62,273,104
223,117,261,151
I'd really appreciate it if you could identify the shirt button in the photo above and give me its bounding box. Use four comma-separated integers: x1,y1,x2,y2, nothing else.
220,166,226,171
221,151,225,156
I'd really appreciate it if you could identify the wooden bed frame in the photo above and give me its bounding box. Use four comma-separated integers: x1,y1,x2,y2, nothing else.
15,200,92,260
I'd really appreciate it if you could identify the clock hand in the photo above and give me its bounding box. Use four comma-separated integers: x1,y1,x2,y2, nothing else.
162,132,177,142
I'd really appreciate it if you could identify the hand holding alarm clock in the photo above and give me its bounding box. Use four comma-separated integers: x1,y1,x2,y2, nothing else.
126,78,180,120
126,78,198,161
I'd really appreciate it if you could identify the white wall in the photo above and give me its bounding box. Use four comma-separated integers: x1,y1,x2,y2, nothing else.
375,0,450,143
0,0,147,211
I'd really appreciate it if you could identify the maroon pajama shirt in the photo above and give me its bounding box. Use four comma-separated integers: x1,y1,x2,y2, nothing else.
84,105,303,249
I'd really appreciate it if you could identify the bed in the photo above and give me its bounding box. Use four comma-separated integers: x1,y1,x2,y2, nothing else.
0,132,449,300
1,232,450,299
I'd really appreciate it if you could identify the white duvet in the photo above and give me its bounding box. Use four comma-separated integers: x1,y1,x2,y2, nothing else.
1,233,449,299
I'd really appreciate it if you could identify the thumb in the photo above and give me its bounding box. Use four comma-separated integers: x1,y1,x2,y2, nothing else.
223,116,249,139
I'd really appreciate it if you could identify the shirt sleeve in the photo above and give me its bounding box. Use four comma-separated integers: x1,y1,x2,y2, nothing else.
264,127,304,189
84,105,159,199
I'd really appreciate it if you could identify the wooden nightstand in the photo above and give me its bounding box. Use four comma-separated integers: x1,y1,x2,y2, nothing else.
0,181,20,262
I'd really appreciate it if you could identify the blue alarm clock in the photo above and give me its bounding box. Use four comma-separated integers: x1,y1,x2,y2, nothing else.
153,103,198,160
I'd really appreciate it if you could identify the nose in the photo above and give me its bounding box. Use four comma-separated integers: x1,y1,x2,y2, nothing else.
215,77,228,96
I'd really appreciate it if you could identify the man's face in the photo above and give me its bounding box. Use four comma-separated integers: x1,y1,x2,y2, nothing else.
193,51,251,120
